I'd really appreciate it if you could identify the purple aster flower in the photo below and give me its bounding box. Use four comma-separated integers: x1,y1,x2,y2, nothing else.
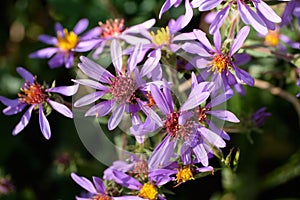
192,0,281,35
73,43,163,130
251,107,271,127
71,173,143,200
159,0,193,29
0,67,78,139
29,18,98,69
0,177,15,195
280,0,300,28
182,26,254,90
260,26,300,51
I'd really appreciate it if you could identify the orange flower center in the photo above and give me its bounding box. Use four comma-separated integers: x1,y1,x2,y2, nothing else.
211,54,231,74
99,19,125,38
264,30,279,47
175,167,194,184
18,81,45,105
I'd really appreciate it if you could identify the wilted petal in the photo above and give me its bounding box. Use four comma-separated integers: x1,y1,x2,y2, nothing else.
48,99,73,118
108,102,126,130
39,105,51,139
71,173,97,194
12,105,34,135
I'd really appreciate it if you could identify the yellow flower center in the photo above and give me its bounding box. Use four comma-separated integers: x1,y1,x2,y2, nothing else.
175,168,194,184
150,27,171,46
139,183,158,200
18,81,45,105
264,30,279,47
211,54,231,74
57,29,78,51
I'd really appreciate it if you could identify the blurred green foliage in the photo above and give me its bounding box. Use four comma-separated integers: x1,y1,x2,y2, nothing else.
0,0,300,199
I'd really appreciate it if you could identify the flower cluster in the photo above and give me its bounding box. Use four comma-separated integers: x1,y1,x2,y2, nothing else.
1,0,299,199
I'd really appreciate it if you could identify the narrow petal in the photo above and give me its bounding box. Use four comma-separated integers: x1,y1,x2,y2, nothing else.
12,105,34,135
198,126,226,148
0,97,20,107
29,47,58,59
256,1,281,23
136,99,164,127
193,143,208,166
159,0,176,18
128,43,143,73
150,84,171,115
78,56,114,83
197,0,222,11
123,18,156,34
16,67,34,83
85,100,116,117
3,103,26,115
48,53,64,68
206,110,240,123
73,18,89,35
235,67,254,86
46,84,79,96
213,29,222,53
111,39,123,73
193,29,215,52
108,103,126,130
47,99,73,118
209,5,230,34
71,173,97,194
230,26,250,56
38,34,57,45
92,176,106,194
74,91,107,107
111,170,142,190
140,49,161,77
180,91,210,112
71,79,109,91
39,105,51,139
181,42,211,57
207,89,234,107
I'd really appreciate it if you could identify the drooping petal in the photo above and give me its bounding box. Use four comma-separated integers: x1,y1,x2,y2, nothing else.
230,26,250,56
29,47,58,59
12,105,34,135
39,105,51,139
16,67,35,83
108,102,126,130
111,39,123,73
47,99,73,118
46,84,79,96
85,100,116,117
73,18,89,35
71,173,97,194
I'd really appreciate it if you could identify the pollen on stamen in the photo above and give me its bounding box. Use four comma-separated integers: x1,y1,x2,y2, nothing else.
99,19,125,38
175,167,194,186
139,183,158,200
57,29,78,51
92,194,112,200
18,81,46,105
211,54,231,74
110,75,136,103
165,112,180,137
145,91,156,108
150,26,171,46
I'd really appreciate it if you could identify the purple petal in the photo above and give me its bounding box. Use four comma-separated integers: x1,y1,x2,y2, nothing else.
71,79,109,91
0,97,20,107
74,39,100,52
209,5,230,34
128,43,143,73
78,56,114,84
159,0,176,18
181,42,211,57
213,29,222,53
196,0,222,11
233,53,251,66
123,18,156,34
193,143,208,166
46,84,79,96
193,29,215,52
230,26,250,56
140,49,161,77
255,1,281,23
114,196,145,200
207,89,234,107
3,103,26,115
16,67,34,83
48,53,64,68
65,53,74,69
111,170,142,190
74,91,107,107
85,100,116,117
206,110,240,123
198,126,226,148
12,105,34,135
39,105,51,139
111,39,123,73
47,99,73,118
180,0,193,29
150,83,172,115
119,35,150,45
71,173,97,194
38,34,57,45
235,67,254,86
92,176,106,194
108,103,126,130
180,91,210,112
55,22,63,33
136,99,164,127
73,18,89,35
29,47,58,59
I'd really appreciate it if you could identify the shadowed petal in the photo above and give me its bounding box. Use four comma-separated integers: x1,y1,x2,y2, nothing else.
255,1,281,23
235,67,254,86
48,53,64,68
3,103,27,115
39,105,51,139
111,39,123,73
12,105,34,135
48,99,73,118
92,176,106,194
85,100,116,117
193,29,215,52
112,170,142,190
193,143,208,166
150,84,172,115
71,173,97,194
74,91,106,107
198,126,226,148
73,18,89,35
108,102,126,130
0,97,20,107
